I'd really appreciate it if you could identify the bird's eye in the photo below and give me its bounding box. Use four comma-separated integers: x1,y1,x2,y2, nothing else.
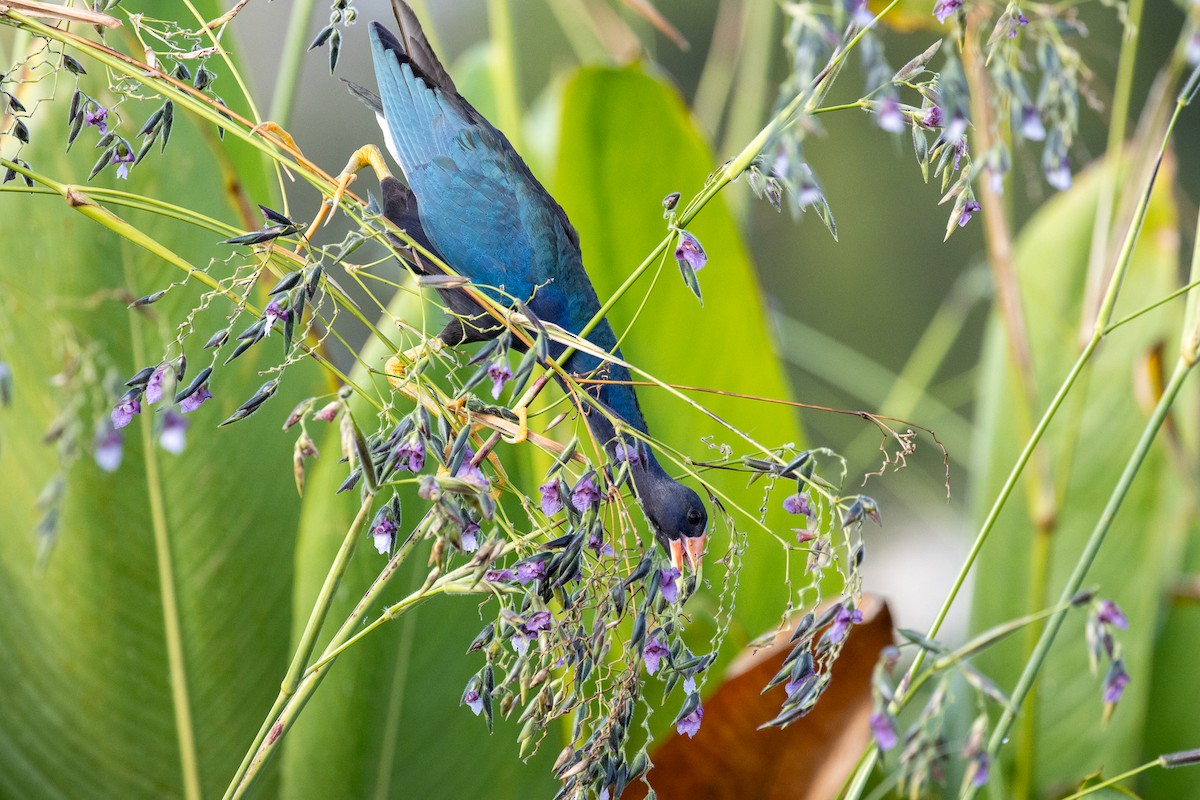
687,508,703,526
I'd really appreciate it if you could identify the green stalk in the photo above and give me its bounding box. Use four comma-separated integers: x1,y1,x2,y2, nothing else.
268,0,319,126
129,272,202,800
971,355,1194,798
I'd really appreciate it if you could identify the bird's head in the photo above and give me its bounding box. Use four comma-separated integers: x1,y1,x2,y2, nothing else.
640,478,708,572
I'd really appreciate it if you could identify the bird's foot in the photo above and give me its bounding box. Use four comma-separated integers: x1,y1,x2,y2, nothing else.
384,337,445,389
501,405,528,445
249,121,300,152
299,144,394,250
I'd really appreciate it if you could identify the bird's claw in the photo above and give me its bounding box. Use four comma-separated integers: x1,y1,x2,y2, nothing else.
249,121,300,153
502,406,528,444
385,338,445,389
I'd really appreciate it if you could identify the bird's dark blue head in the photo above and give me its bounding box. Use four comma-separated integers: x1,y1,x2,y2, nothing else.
637,475,708,571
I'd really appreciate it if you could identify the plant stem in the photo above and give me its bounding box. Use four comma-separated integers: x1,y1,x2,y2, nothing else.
129,269,202,800
268,0,319,127
971,355,1194,799
487,0,523,154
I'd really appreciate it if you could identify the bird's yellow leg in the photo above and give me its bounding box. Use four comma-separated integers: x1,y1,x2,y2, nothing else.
384,336,445,389
298,144,394,251
501,406,528,445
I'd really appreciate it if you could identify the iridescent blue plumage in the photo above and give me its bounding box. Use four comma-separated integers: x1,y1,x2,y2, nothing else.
365,1,707,567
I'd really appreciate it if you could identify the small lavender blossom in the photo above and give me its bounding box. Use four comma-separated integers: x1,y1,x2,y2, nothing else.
674,230,707,272
945,114,968,145
828,605,863,644
84,105,108,134
179,384,212,413
932,0,962,24
513,610,552,654
876,96,905,133
1103,660,1130,704
486,361,512,399
571,475,601,511
111,390,142,429
587,533,615,557
145,364,169,403
1188,32,1200,67
795,529,816,543
613,441,641,465
869,711,899,750
643,635,670,675
263,299,290,331
1045,157,1072,191
516,560,546,585
958,200,982,228
922,105,944,129
159,409,188,454
417,475,440,500
462,687,484,716
94,423,123,473
676,702,704,738
683,675,697,693
1020,106,1046,141
372,516,397,555
952,139,969,172
112,146,135,180
460,520,480,553
313,400,340,422
659,567,681,604
539,480,564,515
484,568,515,582
395,439,425,472
455,449,487,487
968,752,990,788
1096,599,1128,629
783,493,811,516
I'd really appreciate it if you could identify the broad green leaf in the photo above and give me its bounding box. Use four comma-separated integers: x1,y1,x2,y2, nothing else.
970,156,1187,793
0,6,315,797
281,65,807,798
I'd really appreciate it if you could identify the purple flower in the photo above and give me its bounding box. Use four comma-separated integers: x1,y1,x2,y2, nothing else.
674,230,707,272
869,711,899,750
1096,599,1128,629
958,200,982,228
795,529,815,543
922,105,943,129
372,516,397,555
455,448,488,487
395,439,425,472
932,0,962,24
539,480,564,515
783,493,811,516
84,105,108,134
417,475,440,500
1020,106,1045,141
313,400,340,422
111,390,142,429
145,364,169,403
1103,660,1130,704
643,635,670,675
461,520,480,553
876,95,905,133
94,422,123,472
179,384,212,413
263,299,289,331
1045,156,1072,191
1188,32,1200,67
484,568,515,582
676,702,704,738
614,441,641,465
462,687,484,716
968,752,990,788
659,567,681,604
683,674,697,693
828,605,863,644
587,533,615,557
513,610,552,655
486,361,512,399
159,409,188,454
112,146,135,180
952,138,969,172
516,560,546,585
571,475,601,511
945,114,968,145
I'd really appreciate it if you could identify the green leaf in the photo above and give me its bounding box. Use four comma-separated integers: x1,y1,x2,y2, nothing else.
280,65,806,798
970,156,1187,793
0,5,315,797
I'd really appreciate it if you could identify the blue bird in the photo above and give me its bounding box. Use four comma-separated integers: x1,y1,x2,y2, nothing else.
340,0,707,570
